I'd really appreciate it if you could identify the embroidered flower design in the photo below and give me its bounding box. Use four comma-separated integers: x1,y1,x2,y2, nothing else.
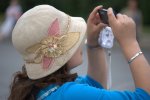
26,18,80,69
40,35,67,58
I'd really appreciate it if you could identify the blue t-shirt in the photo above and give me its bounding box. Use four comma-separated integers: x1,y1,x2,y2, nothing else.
37,75,150,100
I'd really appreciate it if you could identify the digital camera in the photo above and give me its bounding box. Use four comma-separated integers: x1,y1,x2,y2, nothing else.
98,8,116,49
98,9,116,25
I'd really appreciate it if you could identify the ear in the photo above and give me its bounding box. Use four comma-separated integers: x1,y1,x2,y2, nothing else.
48,18,60,36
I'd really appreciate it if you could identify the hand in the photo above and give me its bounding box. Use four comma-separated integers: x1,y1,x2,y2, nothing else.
107,8,137,47
87,6,106,46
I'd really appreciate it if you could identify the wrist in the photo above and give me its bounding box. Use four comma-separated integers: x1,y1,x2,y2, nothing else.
117,37,135,47
120,40,141,61
86,40,103,50
87,38,99,47
120,40,139,51
87,32,99,46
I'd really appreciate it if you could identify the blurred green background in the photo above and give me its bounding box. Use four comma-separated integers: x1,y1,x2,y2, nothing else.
0,0,150,33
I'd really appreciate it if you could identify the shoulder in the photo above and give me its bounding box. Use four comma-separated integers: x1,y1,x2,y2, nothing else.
75,75,104,88
61,81,103,100
59,76,104,99
38,76,104,100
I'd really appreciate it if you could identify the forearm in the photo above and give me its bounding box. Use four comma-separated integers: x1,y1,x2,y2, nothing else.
87,47,108,88
120,41,150,93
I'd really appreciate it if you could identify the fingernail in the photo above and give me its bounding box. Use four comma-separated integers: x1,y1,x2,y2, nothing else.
99,5,103,9
108,7,112,11
107,8,111,14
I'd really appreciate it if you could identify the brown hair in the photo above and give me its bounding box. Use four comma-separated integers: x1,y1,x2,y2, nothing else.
8,64,77,100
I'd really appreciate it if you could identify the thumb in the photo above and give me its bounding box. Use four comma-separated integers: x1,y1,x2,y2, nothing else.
97,23,106,31
107,8,117,26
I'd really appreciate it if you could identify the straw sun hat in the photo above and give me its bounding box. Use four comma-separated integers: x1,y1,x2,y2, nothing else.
12,5,87,79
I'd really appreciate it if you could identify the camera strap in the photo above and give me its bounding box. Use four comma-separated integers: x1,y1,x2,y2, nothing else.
107,49,112,90
98,27,114,89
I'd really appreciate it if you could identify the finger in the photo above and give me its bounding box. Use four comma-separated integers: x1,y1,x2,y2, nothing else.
116,13,124,20
129,17,135,23
97,23,107,30
95,13,101,23
125,15,133,23
123,14,130,20
88,5,103,21
123,15,128,18
122,15,126,19
128,17,135,25
95,13,100,20
96,12,104,23
108,8,117,26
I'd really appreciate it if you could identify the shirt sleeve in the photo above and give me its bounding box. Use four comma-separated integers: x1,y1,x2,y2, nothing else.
63,83,150,100
75,75,104,89
63,83,103,100
100,88,150,100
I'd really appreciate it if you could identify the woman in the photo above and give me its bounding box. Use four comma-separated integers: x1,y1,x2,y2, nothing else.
0,0,22,40
9,5,150,100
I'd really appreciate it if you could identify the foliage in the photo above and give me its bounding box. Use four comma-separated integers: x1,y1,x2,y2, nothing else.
0,0,150,25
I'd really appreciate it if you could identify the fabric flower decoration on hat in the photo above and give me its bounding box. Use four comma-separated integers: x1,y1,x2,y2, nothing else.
26,18,80,69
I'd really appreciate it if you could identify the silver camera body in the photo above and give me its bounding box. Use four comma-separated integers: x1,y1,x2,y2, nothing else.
98,27,114,49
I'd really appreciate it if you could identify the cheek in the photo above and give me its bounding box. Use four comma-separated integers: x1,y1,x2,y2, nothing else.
80,51,83,61
73,52,82,63
76,50,83,64
67,47,83,69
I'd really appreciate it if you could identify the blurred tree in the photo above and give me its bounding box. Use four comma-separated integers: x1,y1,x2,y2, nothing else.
0,0,150,25
139,0,150,25
0,0,10,14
